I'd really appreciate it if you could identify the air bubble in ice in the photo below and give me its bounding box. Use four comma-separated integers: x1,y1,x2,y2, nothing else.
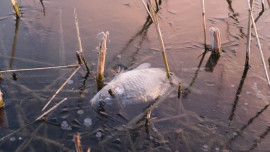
84,118,92,127
10,137,16,142
96,131,102,139
77,109,84,115
202,145,208,151
61,121,72,130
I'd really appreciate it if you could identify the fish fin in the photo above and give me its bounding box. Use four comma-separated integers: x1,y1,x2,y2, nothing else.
134,63,151,70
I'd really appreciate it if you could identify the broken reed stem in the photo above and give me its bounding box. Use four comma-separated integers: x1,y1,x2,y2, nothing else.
268,0,270,7
0,90,4,108
209,27,221,54
142,0,171,78
74,8,90,73
74,9,83,54
245,0,254,67
74,133,83,152
11,0,21,18
0,64,78,73
35,98,67,121
42,66,81,111
247,0,270,86
201,0,207,45
97,32,109,81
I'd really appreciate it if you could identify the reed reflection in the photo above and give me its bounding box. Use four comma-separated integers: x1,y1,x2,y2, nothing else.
204,53,220,72
9,17,20,70
0,108,7,127
227,103,269,146
247,126,270,151
40,0,45,16
183,46,210,97
229,66,249,121
109,0,162,68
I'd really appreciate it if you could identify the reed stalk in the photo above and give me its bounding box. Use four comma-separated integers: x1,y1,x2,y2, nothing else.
0,64,78,73
76,51,83,65
11,0,21,18
74,8,90,73
36,98,67,121
245,0,254,67
74,9,83,54
261,0,265,9
142,0,171,78
178,83,182,98
209,27,221,54
201,0,207,45
42,66,81,111
87,148,91,152
0,107,7,126
97,32,109,81
0,90,4,108
74,133,83,152
247,0,270,86
267,0,270,7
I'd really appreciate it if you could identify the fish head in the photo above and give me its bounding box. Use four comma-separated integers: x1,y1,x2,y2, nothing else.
90,84,125,110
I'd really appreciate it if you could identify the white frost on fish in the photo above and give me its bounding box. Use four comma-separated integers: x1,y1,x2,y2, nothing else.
90,63,179,108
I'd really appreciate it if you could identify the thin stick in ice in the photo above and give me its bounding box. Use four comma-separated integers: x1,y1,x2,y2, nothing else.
11,0,21,18
141,0,171,78
245,0,254,67
42,66,81,111
0,90,4,108
0,98,67,141
74,133,83,152
0,64,78,73
247,0,270,86
74,8,90,73
36,98,67,121
201,0,207,45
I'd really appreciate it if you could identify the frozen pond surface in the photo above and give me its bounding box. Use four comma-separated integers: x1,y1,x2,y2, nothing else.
1,0,270,151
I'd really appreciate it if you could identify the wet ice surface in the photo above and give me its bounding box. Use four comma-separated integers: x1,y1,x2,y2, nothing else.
0,0,270,151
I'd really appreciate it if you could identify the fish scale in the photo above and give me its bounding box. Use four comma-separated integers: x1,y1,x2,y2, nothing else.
90,64,179,108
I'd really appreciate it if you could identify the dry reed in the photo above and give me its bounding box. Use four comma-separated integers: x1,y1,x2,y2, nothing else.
36,98,67,121
245,0,254,67
42,66,81,111
261,0,265,9
0,64,78,73
74,133,83,152
247,0,270,86
209,27,221,54
74,8,90,73
0,90,4,108
201,0,207,45
142,0,171,78
11,0,21,18
96,32,109,81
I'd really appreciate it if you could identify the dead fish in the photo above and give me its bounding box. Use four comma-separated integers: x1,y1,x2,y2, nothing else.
90,63,180,109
